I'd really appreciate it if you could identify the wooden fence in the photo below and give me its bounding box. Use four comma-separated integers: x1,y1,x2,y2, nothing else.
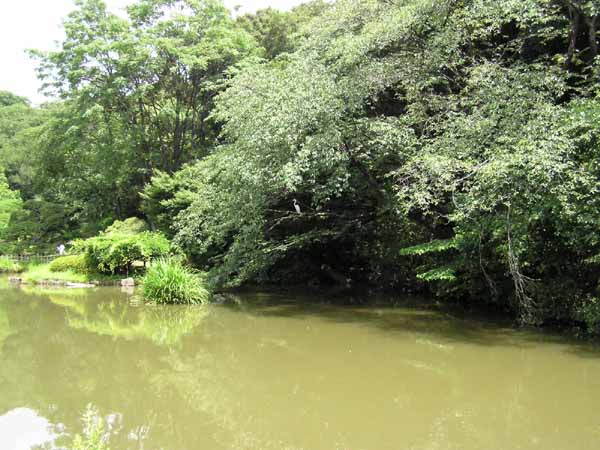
1,254,58,264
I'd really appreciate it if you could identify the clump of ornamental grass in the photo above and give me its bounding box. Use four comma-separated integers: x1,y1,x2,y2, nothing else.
142,257,210,305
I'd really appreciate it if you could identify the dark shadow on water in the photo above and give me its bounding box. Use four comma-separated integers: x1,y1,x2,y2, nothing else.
217,291,600,358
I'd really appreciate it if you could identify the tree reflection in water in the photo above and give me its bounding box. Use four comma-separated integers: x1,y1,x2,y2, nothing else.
0,285,301,450
3,284,600,450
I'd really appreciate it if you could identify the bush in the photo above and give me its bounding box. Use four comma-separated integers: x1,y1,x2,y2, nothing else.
78,232,170,274
142,258,210,305
49,254,90,274
0,257,23,273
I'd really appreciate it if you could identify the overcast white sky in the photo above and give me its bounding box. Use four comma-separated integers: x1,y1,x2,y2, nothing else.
0,0,305,104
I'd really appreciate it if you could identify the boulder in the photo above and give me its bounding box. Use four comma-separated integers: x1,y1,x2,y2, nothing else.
121,278,136,287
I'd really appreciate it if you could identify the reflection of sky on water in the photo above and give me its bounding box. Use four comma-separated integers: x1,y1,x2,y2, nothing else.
0,408,57,450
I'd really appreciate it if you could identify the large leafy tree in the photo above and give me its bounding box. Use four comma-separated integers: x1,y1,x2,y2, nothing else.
34,0,260,174
0,93,46,191
147,0,600,327
21,0,261,235
167,0,455,286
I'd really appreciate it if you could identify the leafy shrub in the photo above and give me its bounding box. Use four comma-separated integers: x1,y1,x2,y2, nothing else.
142,257,210,305
416,267,457,282
78,232,170,274
400,239,459,284
0,257,23,273
49,254,90,274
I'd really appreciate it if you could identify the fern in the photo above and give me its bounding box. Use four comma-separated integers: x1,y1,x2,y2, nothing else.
416,267,457,282
399,238,458,256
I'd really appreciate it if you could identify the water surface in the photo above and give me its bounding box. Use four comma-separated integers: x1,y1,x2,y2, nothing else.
1,279,599,450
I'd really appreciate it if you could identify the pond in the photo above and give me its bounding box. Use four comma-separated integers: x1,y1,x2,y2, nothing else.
1,279,600,450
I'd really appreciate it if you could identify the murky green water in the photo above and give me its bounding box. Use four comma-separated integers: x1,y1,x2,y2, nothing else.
1,279,600,450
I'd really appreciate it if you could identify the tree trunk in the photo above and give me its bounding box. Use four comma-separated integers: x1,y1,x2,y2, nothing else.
172,112,182,173
588,15,598,60
567,6,581,68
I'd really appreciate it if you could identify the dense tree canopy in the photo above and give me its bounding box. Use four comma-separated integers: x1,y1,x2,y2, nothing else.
0,91,29,108
3,0,600,328
0,167,21,235
236,1,329,58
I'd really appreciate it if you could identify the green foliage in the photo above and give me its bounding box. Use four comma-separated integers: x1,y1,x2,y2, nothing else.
0,166,22,234
34,0,260,176
400,239,459,256
0,99,48,194
104,217,148,235
0,91,29,107
576,296,600,335
0,257,23,273
584,253,600,265
49,254,90,274
237,2,329,59
1,197,77,254
140,167,202,236
400,240,459,286
168,0,435,287
416,267,457,282
3,0,600,329
0,0,263,251
80,231,170,275
154,0,600,327
142,257,210,305
0,99,78,253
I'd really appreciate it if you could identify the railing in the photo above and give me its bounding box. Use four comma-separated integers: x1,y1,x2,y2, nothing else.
1,254,59,264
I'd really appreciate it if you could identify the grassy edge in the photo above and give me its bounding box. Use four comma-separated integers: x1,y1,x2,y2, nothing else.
0,257,24,274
